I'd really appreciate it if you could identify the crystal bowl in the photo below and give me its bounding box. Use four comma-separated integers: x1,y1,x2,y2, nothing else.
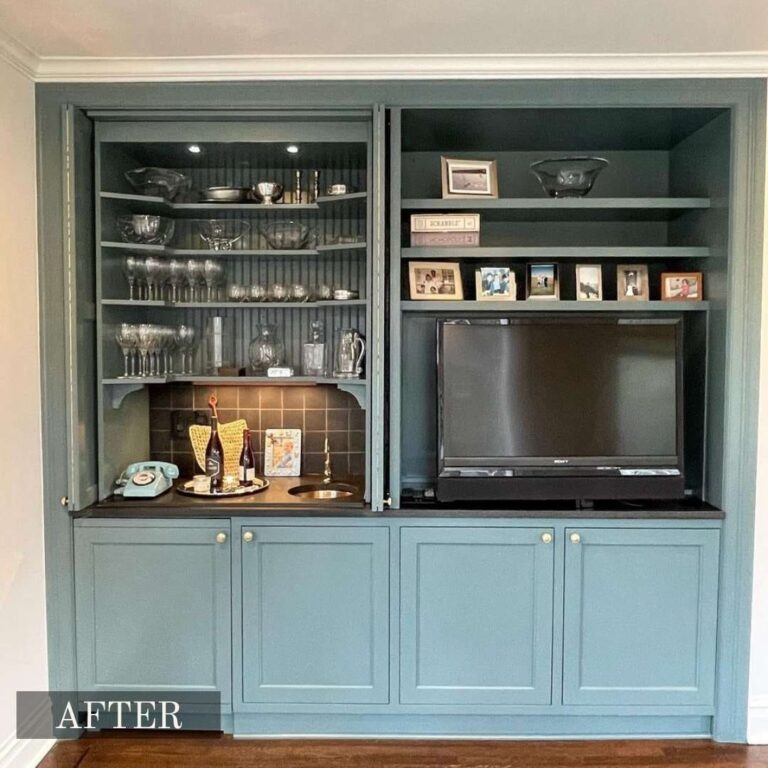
261,221,312,250
124,167,188,200
529,157,609,198
196,219,250,250
118,215,175,245
251,181,284,204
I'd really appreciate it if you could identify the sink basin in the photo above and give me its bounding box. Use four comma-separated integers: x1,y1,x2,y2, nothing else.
288,482,358,501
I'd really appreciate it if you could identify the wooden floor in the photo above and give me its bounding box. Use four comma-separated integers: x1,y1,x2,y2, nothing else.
37,735,768,768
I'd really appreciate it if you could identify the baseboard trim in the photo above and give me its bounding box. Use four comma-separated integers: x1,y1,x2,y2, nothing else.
748,698,768,744
0,735,55,768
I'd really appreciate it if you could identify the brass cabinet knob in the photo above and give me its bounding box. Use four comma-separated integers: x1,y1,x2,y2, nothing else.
541,532,553,544
215,532,227,544
570,532,582,544
60,496,69,507
243,531,254,543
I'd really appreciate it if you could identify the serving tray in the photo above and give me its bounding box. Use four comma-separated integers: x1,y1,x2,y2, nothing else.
176,477,270,497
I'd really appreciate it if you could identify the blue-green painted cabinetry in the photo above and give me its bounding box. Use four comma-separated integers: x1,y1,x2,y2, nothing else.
562,527,720,707
74,521,232,703
400,527,554,705
235,524,390,706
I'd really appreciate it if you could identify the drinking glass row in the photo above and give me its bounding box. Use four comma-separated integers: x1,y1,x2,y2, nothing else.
122,256,225,302
114,323,198,378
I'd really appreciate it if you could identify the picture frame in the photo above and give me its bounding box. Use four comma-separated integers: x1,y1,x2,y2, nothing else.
408,261,464,300
661,271,703,301
475,267,516,301
441,157,499,199
617,264,650,301
575,264,603,302
527,263,559,300
264,428,302,477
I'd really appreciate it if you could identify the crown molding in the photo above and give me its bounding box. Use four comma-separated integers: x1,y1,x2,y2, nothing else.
32,51,768,83
0,28,38,79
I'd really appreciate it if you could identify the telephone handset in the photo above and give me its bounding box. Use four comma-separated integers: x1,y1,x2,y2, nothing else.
115,461,179,498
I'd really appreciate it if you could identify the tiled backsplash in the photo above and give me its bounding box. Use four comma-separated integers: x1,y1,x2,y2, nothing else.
148,384,366,479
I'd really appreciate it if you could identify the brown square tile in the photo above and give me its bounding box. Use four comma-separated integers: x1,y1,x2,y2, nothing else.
304,387,327,409
149,385,171,409
327,409,349,431
326,431,349,452
215,387,239,409
349,453,366,477
304,453,325,474
282,387,308,409
349,430,366,452
174,453,197,478
304,409,326,431
150,450,173,465
334,455,351,476
304,432,327,453
261,410,282,430
150,430,171,453
217,409,239,425
150,409,172,430
170,384,194,409
260,387,283,409
193,386,218,409
283,410,304,430
326,387,353,408
349,408,366,430
239,386,261,409
239,409,260,432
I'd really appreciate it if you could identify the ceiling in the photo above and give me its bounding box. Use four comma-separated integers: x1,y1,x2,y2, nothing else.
0,0,766,81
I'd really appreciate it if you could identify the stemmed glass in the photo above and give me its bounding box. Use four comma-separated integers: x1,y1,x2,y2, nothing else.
122,256,140,301
185,259,205,302
168,259,187,303
176,325,197,374
144,256,166,302
203,259,225,302
115,323,139,377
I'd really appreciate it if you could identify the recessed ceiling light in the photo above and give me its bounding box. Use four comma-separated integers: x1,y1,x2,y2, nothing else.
187,144,202,154
286,145,300,154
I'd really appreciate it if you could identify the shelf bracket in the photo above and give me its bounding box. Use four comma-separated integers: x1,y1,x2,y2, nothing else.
336,381,367,408
108,382,145,409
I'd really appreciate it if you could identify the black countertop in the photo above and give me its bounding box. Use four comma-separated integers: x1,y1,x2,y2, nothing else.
75,478,724,519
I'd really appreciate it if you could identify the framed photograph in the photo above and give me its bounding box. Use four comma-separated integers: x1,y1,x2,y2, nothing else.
617,264,650,301
661,272,703,301
476,267,516,301
575,264,603,301
408,262,464,300
441,157,499,199
527,263,559,300
264,429,301,477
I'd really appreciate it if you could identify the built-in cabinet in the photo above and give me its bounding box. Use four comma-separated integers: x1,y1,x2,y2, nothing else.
74,519,721,728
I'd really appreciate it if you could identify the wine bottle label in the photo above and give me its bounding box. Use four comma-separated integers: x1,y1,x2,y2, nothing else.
239,467,255,482
206,457,221,476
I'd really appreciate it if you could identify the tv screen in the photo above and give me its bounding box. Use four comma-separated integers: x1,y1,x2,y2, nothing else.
438,318,682,471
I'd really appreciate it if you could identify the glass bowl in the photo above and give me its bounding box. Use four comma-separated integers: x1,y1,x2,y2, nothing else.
529,157,609,198
196,219,250,251
124,167,188,201
261,220,312,250
118,215,175,245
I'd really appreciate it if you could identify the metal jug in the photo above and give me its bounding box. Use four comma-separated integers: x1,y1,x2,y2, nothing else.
333,329,365,379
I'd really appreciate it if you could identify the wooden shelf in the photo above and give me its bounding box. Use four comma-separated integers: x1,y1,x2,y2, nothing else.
101,299,366,309
401,300,710,312
401,246,711,260
402,197,710,222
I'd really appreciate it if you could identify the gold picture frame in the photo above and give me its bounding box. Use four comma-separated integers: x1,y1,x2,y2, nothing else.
661,271,703,301
441,157,499,199
408,262,464,300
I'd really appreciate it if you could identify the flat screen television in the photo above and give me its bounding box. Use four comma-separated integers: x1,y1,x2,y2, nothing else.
437,317,685,502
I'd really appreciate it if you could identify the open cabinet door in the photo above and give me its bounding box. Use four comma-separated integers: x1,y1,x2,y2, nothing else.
63,105,98,511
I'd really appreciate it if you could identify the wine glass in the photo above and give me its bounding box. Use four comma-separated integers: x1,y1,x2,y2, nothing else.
249,284,268,302
122,256,140,301
203,259,225,302
168,259,187,303
136,324,154,377
185,259,204,302
144,256,166,302
115,323,139,378
176,325,197,374
270,283,288,302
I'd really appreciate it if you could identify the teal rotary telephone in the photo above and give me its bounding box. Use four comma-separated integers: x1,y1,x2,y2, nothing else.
115,461,179,498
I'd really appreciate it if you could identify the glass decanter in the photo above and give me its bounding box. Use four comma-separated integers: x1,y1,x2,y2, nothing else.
248,324,285,374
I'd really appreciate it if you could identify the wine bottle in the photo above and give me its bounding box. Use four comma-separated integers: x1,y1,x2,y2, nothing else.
239,429,256,487
205,397,225,493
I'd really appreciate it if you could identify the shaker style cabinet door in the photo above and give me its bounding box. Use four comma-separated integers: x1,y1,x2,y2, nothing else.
562,527,720,706
74,522,232,703
400,527,555,705
239,526,390,705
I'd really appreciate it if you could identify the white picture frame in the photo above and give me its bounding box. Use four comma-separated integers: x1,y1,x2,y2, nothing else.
264,428,302,477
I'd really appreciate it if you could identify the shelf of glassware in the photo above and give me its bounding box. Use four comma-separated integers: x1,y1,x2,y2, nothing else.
101,241,368,257
101,299,367,309
100,190,368,215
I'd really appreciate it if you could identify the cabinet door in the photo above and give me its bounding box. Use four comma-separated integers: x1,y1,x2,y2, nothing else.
400,527,555,705
240,526,389,704
562,527,719,706
75,523,232,703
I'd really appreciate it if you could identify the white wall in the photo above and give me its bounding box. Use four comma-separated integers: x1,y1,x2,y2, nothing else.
748,83,768,745
0,58,51,768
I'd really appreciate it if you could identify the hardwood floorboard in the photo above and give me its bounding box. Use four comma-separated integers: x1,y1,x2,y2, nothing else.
37,736,768,768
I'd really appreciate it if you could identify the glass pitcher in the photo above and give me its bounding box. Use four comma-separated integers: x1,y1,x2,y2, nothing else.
333,329,365,379
248,325,285,374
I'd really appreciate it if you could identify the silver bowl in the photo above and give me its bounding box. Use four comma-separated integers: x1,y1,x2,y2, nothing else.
251,181,284,204
202,186,251,203
529,157,609,198
124,168,188,201
118,215,175,245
